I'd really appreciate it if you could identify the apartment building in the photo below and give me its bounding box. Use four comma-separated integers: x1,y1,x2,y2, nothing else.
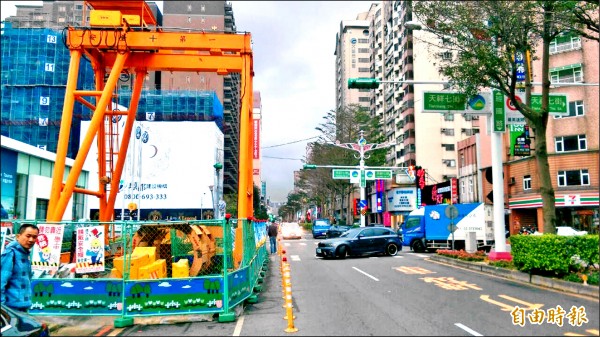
458,27,599,235
334,9,374,111
503,31,598,234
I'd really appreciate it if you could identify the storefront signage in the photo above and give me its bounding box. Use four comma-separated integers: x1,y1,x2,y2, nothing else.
387,187,416,212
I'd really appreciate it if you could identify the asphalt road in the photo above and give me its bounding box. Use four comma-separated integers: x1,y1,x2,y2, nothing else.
77,232,599,336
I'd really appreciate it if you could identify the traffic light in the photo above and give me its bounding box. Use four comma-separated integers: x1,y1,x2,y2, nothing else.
347,78,380,89
485,167,504,202
303,164,317,170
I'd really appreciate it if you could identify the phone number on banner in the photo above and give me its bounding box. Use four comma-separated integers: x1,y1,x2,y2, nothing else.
123,193,167,200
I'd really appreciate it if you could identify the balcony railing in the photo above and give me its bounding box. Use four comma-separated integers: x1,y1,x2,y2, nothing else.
549,40,581,55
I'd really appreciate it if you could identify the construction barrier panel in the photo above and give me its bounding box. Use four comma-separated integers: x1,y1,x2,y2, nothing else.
0,219,268,323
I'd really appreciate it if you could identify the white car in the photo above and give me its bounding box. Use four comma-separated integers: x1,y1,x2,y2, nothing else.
280,223,303,240
556,226,587,236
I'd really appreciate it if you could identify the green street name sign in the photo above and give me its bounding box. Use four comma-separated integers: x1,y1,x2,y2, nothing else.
332,169,351,179
531,93,568,115
360,170,366,188
423,92,466,112
423,91,492,114
366,170,393,180
493,90,506,132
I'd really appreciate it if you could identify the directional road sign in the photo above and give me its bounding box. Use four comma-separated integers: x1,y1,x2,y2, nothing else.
365,170,393,180
332,169,351,179
531,93,568,115
423,92,492,115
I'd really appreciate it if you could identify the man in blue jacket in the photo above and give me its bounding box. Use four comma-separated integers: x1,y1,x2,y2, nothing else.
1,223,39,312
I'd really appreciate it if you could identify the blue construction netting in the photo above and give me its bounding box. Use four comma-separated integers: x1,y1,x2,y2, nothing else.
1,23,95,156
116,90,224,130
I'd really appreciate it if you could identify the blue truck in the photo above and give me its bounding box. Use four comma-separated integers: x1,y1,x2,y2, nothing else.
400,203,494,253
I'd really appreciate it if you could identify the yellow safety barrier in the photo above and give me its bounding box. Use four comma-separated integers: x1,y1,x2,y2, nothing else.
282,260,298,333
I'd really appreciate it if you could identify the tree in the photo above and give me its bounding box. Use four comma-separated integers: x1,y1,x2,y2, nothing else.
253,184,269,220
412,1,598,234
223,192,238,216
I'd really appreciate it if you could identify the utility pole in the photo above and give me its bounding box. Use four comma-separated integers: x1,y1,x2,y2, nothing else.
332,130,396,227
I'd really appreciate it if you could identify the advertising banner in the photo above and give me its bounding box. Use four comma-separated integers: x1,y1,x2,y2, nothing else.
509,124,531,157
82,120,224,211
253,119,260,159
1,148,17,220
31,224,65,275
75,225,105,273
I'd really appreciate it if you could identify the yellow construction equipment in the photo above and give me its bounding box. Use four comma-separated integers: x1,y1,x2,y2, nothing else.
47,1,254,268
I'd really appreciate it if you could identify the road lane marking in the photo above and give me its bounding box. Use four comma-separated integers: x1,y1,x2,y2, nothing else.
284,243,291,246
394,266,435,274
299,243,307,246
498,294,543,310
413,254,430,258
290,255,301,261
455,323,483,336
480,294,542,311
352,267,379,281
233,314,244,336
393,255,404,258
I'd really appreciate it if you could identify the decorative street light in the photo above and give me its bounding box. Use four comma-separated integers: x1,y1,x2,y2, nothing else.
304,130,397,227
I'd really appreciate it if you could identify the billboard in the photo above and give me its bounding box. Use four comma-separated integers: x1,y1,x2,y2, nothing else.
0,148,17,219
82,120,224,211
420,178,458,206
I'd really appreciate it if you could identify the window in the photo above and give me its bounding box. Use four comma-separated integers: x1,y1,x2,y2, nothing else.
558,169,589,187
442,159,456,167
555,135,586,152
358,38,369,43
358,58,370,63
36,198,49,219
550,33,581,54
554,100,584,119
358,97,370,102
550,65,583,84
58,17,66,23
523,175,532,190
468,178,473,193
442,144,455,151
358,67,370,73
59,6,66,12
444,113,454,121
441,51,452,60
358,48,370,53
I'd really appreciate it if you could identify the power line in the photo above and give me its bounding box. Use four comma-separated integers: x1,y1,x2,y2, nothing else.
262,136,319,149
262,156,304,161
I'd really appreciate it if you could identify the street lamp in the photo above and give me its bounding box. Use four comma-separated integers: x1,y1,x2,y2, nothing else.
208,185,214,219
201,192,206,220
304,131,396,227
213,162,223,218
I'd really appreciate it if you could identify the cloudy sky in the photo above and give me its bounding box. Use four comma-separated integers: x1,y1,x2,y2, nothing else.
1,1,374,202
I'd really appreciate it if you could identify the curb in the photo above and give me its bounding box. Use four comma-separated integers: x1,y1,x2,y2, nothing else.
428,254,599,299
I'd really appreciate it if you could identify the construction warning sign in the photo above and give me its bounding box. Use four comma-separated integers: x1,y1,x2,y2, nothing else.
31,224,64,275
75,225,105,274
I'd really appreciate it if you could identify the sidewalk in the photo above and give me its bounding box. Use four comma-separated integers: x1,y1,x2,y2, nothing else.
428,254,599,299
43,305,238,335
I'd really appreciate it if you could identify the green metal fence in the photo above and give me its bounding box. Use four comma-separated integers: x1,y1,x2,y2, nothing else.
1,218,269,324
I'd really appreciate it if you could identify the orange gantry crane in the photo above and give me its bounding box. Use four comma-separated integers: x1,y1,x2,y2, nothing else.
46,1,254,264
